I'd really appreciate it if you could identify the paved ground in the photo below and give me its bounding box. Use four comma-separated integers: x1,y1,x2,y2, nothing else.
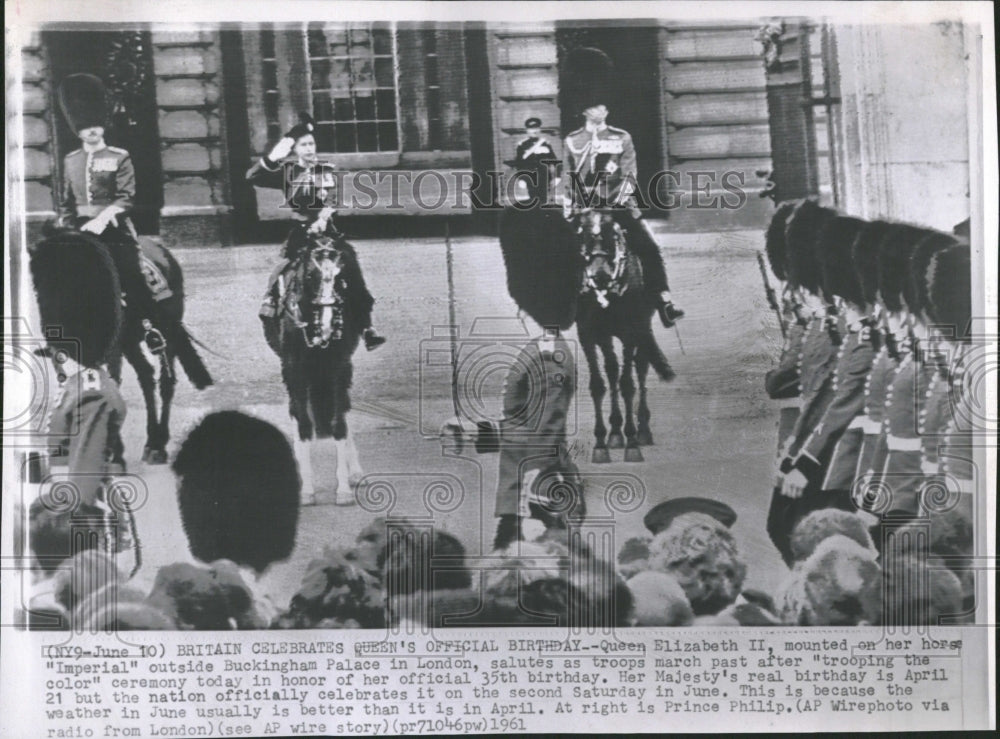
117,228,790,607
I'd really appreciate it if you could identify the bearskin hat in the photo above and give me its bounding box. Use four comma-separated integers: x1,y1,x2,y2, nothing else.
498,206,581,330
906,232,959,321
57,73,108,133
816,215,868,307
30,230,122,368
927,243,971,340
784,199,837,296
764,200,799,282
851,220,892,309
172,411,300,573
876,224,932,313
561,47,615,117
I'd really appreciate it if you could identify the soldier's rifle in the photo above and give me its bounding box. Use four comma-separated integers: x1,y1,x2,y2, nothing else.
756,251,787,339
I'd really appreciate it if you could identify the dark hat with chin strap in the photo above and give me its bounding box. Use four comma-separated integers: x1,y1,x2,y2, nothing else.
285,111,316,142
644,497,738,535
58,73,109,133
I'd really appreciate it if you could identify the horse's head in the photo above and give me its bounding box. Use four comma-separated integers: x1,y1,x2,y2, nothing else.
297,233,348,347
576,209,627,297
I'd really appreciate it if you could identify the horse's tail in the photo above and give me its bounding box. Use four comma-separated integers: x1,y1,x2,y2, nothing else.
171,323,214,389
638,330,676,382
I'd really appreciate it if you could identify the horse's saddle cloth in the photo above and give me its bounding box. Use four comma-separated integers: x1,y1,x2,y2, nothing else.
138,251,173,302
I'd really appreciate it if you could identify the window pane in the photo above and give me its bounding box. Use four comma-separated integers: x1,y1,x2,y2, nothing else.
372,28,392,55
375,89,396,120
307,28,326,57
377,122,398,151
335,123,358,153
357,122,378,152
374,57,394,87
314,123,336,152
355,95,375,121
334,97,355,120
263,63,277,91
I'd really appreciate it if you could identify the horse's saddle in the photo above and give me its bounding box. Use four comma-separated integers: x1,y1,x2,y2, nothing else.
138,249,173,302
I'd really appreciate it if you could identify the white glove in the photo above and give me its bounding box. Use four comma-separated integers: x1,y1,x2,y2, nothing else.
440,416,474,453
269,137,295,161
561,195,574,221
308,218,327,234
80,214,110,234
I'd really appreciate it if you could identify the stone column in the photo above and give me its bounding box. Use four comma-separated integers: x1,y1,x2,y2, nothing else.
832,23,970,230
151,31,233,247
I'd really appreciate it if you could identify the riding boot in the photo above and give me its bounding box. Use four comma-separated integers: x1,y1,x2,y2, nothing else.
493,515,524,551
363,327,386,351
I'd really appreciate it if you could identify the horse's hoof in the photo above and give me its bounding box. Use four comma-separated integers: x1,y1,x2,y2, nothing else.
302,493,319,507
592,447,611,464
349,474,366,489
624,445,645,463
143,448,169,465
607,432,625,449
335,487,357,506
636,429,654,446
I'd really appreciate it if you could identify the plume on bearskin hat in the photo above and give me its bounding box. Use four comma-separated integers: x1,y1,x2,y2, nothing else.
498,206,581,330
876,223,933,313
816,215,868,307
784,200,836,296
906,231,958,319
57,73,108,133
172,411,300,574
561,46,615,119
927,243,971,340
30,230,122,367
851,220,893,309
764,200,799,282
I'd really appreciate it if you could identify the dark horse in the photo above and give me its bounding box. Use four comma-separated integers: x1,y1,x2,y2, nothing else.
575,209,676,463
261,226,369,505
36,226,213,464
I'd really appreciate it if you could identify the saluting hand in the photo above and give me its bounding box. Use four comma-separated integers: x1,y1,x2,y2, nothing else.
269,137,295,161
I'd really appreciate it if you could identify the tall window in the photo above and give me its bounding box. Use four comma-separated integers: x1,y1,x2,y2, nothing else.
307,22,400,153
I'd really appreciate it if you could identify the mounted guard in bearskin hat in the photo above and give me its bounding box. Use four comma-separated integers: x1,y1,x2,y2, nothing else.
56,73,164,352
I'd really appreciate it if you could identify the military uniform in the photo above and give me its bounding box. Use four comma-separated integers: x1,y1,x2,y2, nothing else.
513,128,557,204
248,138,381,347
474,335,582,527
765,316,806,448
47,365,127,507
766,312,843,564
876,343,939,514
58,144,159,327
799,319,878,494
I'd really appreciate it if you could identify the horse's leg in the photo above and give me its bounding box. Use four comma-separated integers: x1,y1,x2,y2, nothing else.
620,344,643,462
283,357,317,505
152,355,176,460
330,361,357,505
602,336,624,450
582,339,609,464
635,350,654,446
123,340,161,464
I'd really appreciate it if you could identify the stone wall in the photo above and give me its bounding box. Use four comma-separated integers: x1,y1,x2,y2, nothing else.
832,23,971,231
151,31,233,246
18,31,57,243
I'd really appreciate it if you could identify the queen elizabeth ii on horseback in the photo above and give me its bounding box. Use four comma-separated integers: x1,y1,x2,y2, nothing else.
248,113,385,352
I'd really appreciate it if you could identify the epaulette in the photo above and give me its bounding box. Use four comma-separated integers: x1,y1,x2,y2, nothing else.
567,127,586,138
66,149,83,158
107,146,129,155
607,126,628,135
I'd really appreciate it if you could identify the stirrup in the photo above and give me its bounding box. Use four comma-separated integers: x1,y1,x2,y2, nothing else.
142,320,167,354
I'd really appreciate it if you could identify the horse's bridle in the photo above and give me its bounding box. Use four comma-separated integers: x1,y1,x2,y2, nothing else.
577,209,628,308
278,234,347,348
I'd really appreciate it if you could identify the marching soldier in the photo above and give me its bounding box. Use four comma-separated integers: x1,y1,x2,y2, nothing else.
560,47,685,329
510,117,558,204
249,113,386,351
766,199,841,564
443,206,585,549
28,230,132,579
873,232,959,516
56,73,163,352
763,201,808,453
782,216,880,512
